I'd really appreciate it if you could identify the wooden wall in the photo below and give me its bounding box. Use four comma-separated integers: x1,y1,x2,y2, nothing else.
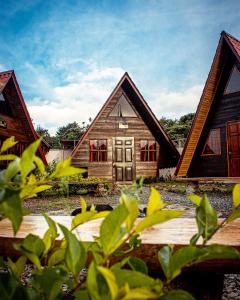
72,87,169,180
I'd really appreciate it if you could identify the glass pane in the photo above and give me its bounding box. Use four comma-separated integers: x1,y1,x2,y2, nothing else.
99,140,107,150
90,151,98,162
109,94,137,117
203,129,221,155
140,151,148,161
224,66,240,95
90,140,98,150
149,151,156,161
149,140,156,151
99,151,107,161
140,140,148,151
125,148,132,162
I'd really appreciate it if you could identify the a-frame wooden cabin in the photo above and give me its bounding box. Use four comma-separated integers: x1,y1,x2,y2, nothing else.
0,70,48,164
71,72,179,182
176,31,240,179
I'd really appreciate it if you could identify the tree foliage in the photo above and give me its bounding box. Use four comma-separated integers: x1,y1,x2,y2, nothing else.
159,113,195,146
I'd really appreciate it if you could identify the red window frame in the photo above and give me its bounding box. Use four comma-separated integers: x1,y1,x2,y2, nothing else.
89,139,107,162
202,128,221,156
140,140,157,161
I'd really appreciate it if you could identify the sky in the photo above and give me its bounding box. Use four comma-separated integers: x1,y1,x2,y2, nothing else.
0,0,240,135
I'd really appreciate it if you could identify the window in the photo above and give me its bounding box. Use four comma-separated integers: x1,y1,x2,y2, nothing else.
89,140,107,162
224,66,240,95
140,140,157,161
109,94,137,117
202,129,221,155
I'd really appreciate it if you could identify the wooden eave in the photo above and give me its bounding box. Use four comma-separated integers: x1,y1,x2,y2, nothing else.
71,72,179,161
0,70,47,164
176,31,240,177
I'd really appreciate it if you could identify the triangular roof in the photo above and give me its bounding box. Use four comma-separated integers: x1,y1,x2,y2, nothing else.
176,31,240,176
72,72,179,162
0,70,47,164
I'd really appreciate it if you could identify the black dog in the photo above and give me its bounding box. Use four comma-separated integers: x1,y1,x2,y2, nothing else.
71,204,113,216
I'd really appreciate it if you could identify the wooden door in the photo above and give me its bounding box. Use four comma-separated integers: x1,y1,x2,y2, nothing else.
113,137,134,182
227,121,240,176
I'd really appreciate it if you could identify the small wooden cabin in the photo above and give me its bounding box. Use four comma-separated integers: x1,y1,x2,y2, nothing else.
71,73,179,182
0,70,48,163
176,31,240,179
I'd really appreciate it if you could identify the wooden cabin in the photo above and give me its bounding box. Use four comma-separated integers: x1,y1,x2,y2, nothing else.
0,70,48,164
176,31,240,179
71,73,179,182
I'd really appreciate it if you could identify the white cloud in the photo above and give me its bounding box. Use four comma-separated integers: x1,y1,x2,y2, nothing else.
28,66,125,135
149,84,203,120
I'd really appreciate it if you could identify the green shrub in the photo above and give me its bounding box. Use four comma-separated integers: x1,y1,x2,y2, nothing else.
0,137,240,299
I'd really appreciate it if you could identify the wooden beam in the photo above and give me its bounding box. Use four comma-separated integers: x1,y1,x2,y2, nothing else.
0,216,240,273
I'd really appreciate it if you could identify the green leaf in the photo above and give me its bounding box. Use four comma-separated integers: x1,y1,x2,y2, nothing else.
31,267,67,300
50,157,85,178
58,224,86,279
233,184,240,208
128,257,148,274
194,194,217,242
97,266,118,299
120,193,139,230
14,234,45,270
33,156,45,174
147,187,165,216
158,245,173,279
20,139,41,179
0,189,22,234
5,158,20,181
0,137,18,153
48,249,65,266
80,196,87,213
42,213,58,256
71,211,96,230
227,209,240,222
122,287,159,299
100,204,129,256
187,194,201,206
129,233,142,249
87,262,101,300
159,289,196,300
112,269,156,289
0,154,17,161
74,289,90,300
7,256,27,280
135,210,183,233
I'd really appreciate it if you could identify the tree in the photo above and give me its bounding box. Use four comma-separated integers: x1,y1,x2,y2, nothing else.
56,121,89,141
159,113,195,147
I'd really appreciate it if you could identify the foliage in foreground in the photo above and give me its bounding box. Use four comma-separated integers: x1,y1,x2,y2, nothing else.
0,137,240,299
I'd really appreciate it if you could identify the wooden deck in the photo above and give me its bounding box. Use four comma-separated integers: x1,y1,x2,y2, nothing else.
0,216,240,273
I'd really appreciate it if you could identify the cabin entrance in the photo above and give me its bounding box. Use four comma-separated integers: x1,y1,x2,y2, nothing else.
227,121,240,176
113,137,134,182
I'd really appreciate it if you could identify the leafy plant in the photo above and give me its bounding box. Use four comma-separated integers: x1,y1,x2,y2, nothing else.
0,137,239,299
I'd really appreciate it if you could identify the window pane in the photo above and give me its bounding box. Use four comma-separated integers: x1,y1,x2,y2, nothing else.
90,140,98,150
149,141,156,151
99,140,107,150
90,151,98,162
202,129,221,155
149,151,156,161
140,140,148,151
224,66,240,95
140,151,148,161
99,151,107,161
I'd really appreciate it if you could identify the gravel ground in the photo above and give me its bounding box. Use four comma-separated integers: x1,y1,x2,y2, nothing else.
22,186,239,299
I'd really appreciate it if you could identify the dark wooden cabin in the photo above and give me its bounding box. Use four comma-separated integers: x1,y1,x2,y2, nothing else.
176,31,240,179
0,70,48,164
71,73,179,182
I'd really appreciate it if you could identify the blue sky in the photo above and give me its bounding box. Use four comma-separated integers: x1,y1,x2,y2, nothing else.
0,0,240,134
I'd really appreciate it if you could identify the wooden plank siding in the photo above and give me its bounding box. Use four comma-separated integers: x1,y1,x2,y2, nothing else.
176,31,240,178
71,73,179,182
72,88,161,180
